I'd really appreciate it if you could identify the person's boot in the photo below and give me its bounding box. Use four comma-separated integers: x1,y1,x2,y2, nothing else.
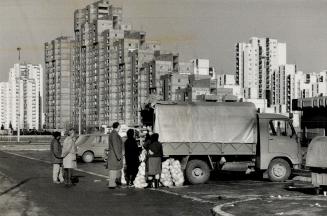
154,179,159,188
146,179,153,188
126,177,130,187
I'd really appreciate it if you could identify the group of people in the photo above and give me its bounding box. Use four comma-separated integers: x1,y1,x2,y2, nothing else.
107,122,163,189
50,128,77,187
50,122,163,189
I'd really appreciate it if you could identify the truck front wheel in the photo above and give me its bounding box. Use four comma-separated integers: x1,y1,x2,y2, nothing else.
268,158,291,182
185,159,210,184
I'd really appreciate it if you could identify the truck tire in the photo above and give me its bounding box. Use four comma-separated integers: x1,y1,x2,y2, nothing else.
82,151,94,163
185,159,210,184
268,158,291,182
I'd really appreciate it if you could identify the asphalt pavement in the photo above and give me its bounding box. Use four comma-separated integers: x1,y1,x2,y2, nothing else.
0,150,212,216
1,150,327,216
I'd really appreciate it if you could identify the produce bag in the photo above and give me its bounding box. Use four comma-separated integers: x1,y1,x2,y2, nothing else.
133,162,148,188
160,159,173,187
170,160,184,187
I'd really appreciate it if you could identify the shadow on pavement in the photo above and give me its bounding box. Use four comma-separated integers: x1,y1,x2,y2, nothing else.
210,170,263,181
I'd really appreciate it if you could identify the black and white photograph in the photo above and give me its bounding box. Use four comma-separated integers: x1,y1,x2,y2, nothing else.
0,0,327,215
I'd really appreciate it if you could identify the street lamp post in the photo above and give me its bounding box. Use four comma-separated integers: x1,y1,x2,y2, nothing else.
17,47,21,142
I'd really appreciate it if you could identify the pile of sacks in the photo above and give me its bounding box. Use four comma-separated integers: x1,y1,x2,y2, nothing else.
169,159,184,187
160,160,174,187
133,162,148,188
161,158,184,187
133,151,185,188
133,150,149,188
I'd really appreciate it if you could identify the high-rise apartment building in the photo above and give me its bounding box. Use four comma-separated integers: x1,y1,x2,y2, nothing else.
271,64,296,113
44,36,74,130
2,64,43,130
107,32,160,126
236,37,286,103
147,52,179,97
73,0,123,130
0,82,9,128
70,0,163,129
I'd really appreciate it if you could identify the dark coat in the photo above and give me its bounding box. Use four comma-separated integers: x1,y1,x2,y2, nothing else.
50,138,62,164
146,141,163,158
124,137,139,165
124,137,140,178
146,141,163,175
108,130,123,170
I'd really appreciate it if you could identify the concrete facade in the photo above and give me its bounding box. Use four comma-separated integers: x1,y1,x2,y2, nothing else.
73,0,123,130
2,64,43,130
44,36,74,130
161,73,189,101
0,82,9,128
236,37,286,103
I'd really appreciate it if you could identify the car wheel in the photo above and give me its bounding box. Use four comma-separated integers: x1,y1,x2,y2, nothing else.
82,151,94,163
268,158,291,182
185,159,210,184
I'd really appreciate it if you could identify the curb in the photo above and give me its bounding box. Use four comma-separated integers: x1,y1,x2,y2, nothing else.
0,144,49,151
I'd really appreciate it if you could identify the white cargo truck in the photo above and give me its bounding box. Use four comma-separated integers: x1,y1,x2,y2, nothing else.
147,102,301,184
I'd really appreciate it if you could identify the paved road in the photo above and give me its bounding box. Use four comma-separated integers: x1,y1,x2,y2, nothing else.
0,150,212,216
1,150,327,216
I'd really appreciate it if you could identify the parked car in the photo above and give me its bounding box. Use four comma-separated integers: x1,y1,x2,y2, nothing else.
76,134,109,163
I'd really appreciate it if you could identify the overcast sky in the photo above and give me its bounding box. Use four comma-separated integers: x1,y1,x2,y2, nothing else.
0,0,326,81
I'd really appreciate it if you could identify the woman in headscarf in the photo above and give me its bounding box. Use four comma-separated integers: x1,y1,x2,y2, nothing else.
145,133,163,188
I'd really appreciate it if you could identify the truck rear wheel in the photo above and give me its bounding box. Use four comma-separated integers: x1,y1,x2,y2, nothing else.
185,159,210,184
268,158,291,182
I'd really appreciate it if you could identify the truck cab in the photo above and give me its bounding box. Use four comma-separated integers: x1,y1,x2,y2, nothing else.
256,113,301,181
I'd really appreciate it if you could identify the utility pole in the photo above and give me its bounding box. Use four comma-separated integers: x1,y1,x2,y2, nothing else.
17,47,21,142
79,107,81,135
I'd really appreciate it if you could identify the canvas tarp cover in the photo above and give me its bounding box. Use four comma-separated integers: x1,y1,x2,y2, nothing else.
154,103,257,143
306,136,327,168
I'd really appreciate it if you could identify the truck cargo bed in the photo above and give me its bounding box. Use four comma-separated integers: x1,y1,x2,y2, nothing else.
163,142,256,156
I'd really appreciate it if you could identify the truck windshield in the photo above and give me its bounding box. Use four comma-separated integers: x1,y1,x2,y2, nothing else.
269,120,296,138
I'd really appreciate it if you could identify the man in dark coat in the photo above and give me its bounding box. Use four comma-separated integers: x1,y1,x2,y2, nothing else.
50,131,64,184
124,129,140,186
107,122,123,189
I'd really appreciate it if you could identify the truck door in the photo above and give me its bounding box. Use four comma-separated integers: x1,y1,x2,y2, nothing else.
268,120,299,163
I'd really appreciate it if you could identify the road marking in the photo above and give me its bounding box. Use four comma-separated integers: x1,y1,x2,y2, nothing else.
5,151,52,164
3,151,108,179
152,188,216,204
212,198,259,216
211,194,327,216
